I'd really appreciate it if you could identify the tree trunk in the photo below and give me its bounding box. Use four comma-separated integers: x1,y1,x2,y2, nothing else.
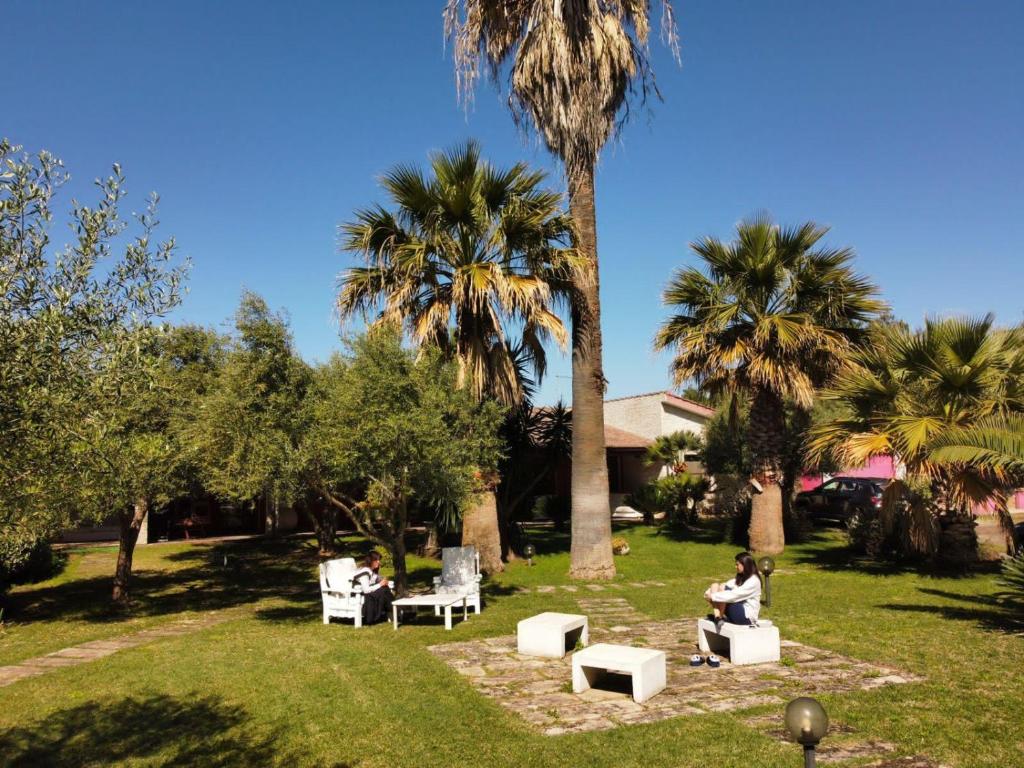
975,507,1015,561
312,498,338,557
112,498,148,604
567,162,614,580
263,494,279,537
386,496,410,597
389,529,409,598
422,523,441,559
747,388,786,554
462,491,504,574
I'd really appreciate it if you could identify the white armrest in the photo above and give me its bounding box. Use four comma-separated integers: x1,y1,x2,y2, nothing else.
323,589,361,598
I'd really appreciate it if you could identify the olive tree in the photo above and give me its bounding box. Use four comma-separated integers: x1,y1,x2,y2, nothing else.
186,292,315,543
304,329,504,595
0,140,186,592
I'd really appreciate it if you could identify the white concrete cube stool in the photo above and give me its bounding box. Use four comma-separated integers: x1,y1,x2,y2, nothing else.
571,643,666,703
517,612,589,658
697,619,780,665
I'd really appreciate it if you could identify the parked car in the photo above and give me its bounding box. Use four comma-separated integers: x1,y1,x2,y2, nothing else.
795,477,888,523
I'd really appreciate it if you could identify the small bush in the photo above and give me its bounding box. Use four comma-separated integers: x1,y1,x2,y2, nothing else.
998,551,1024,623
846,508,886,556
0,533,63,593
628,474,708,529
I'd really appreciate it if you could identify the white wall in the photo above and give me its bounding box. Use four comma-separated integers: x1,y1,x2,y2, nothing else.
661,403,709,438
603,393,665,441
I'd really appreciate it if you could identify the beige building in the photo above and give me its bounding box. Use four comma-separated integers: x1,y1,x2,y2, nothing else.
601,391,714,509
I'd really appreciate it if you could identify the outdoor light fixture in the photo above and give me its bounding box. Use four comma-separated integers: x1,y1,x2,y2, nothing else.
523,544,536,566
759,556,775,607
784,697,829,768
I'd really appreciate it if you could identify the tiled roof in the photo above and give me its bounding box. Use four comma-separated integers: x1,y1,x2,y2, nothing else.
605,425,652,449
602,390,715,418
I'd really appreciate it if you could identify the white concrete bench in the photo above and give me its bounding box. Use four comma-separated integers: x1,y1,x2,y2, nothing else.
571,643,666,703
517,612,589,658
697,618,780,665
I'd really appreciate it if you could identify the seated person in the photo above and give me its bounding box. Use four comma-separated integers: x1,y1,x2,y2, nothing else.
352,550,394,625
704,551,762,626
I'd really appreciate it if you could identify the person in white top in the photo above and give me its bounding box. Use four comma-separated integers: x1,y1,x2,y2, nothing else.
704,552,762,625
351,550,394,625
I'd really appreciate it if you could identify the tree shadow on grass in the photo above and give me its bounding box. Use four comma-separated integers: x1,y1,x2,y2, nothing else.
653,519,733,545
519,526,571,555
0,694,339,767
3,538,317,626
877,586,1022,634
787,536,1003,579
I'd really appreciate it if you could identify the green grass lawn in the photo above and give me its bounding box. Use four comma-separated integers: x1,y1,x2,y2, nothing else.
1,526,1021,767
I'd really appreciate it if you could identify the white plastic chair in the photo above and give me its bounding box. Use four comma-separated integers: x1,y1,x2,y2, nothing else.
432,546,482,614
319,557,365,627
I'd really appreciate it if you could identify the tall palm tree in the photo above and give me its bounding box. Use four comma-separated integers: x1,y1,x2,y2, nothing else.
655,216,884,554
338,141,576,572
445,0,680,579
810,316,1024,559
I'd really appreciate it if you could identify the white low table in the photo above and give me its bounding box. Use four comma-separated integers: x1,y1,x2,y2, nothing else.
697,618,780,665
517,612,589,658
571,643,666,703
392,594,468,631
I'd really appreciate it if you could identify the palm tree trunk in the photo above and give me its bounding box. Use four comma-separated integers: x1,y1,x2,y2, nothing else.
112,498,148,604
747,388,786,554
567,162,614,580
462,491,504,574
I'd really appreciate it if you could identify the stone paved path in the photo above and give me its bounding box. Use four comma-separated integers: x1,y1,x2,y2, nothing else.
0,608,247,688
429,596,923,739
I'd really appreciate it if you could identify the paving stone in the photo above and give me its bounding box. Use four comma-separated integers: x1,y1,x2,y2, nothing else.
0,667,44,685
0,608,240,688
429,597,922,738
22,655,87,668
535,586,557,593
48,647,117,660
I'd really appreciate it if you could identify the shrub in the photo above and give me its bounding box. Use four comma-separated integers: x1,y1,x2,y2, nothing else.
627,474,709,529
998,551,1024,624
846,508,886,557
0,533,62,593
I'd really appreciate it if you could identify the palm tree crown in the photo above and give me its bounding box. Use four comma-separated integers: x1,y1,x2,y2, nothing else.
655,215,884,554
809,315,1024,555
338,141,577,405
445,1,678,176
655,216,884,409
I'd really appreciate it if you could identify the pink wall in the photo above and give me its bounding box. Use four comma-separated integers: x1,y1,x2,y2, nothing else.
800,455,896,492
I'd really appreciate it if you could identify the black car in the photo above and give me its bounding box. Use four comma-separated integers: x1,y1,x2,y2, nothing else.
795,476,887,522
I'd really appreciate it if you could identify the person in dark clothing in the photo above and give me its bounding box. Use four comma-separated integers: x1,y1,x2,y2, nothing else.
352,551,394,625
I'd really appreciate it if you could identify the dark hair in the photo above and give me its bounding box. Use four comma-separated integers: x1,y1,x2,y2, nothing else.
364,550,382,568
734,551,759,586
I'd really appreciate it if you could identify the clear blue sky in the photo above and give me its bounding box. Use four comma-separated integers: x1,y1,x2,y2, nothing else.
7,1,1023,404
